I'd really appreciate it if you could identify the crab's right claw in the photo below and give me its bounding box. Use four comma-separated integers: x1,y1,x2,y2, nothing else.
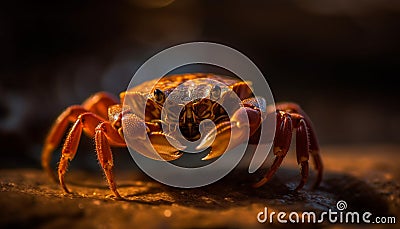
122,113,185,161
197,107,261,160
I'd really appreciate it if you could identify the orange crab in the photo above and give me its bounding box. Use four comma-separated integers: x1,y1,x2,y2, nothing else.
42,73,323,198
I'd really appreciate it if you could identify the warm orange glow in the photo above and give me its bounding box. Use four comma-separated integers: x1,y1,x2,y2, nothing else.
130,0,176,8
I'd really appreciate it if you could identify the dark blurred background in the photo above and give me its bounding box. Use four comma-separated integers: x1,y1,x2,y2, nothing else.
1,0,399,169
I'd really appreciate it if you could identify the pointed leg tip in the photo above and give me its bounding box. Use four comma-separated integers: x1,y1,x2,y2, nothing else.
60,179,71,193
294,180,306,192
252,178,269,188
252,183,261,188
115,196,124,200
294,186,302,192
109,192,123,200
58,172,71,194
61,185,71,194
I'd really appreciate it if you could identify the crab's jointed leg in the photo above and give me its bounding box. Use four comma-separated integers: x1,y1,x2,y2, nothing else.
42,92,118,181
95,122,126,199
58,112,125,198
42,106,87,181
253,102,322,190
253,111,293,188
295,118,310,190
276,102,323,188
82,92,119,119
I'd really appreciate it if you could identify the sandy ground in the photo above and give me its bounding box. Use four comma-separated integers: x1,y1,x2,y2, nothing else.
0,145,399,228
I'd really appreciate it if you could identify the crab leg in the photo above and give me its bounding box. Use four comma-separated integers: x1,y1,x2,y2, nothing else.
253,111,293,188
95,122,126,199
276,102,323,188
42,106,87,181
58,112,103,193
254,108,318,190
294,118,310,191
82,92,118,119
58,112,125,197
42,92,118,181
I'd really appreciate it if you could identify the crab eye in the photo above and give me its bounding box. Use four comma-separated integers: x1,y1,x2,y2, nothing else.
154,88,165,103
210,85,221,100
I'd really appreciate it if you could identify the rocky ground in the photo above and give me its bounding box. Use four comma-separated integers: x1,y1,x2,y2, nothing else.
0,145,399,228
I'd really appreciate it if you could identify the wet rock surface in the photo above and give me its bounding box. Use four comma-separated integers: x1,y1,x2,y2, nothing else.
1,145,399,228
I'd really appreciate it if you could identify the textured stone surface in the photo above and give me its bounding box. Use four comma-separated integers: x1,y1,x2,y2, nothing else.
0,145,399,228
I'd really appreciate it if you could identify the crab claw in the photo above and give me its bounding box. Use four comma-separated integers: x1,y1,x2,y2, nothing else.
197,107,262,160
122,113,185,161
148,132,185,161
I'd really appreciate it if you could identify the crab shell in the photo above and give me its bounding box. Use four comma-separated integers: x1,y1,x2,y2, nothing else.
115,73,266,161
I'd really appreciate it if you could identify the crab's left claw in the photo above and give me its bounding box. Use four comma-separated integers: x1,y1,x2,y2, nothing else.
197,107,262,160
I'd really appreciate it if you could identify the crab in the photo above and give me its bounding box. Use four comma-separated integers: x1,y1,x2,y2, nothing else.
42,73,323,199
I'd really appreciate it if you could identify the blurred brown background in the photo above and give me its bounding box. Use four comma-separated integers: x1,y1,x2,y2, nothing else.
1,0,399,169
